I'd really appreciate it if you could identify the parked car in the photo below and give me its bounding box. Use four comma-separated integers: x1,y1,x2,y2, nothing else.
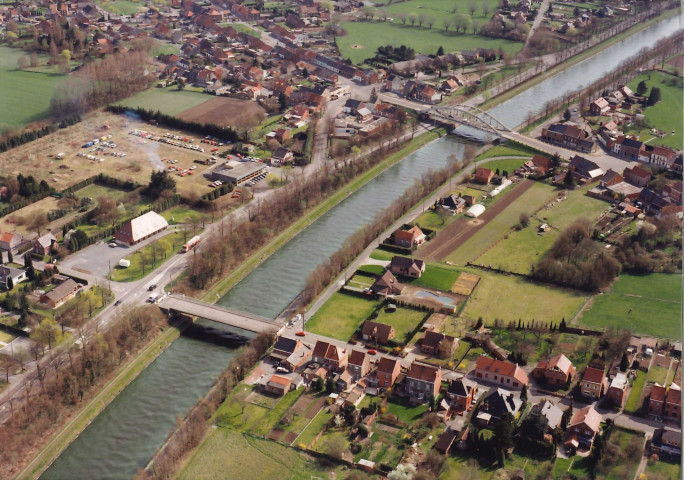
148,284,157,291
295,331,306,337
109,242,117,248
368,349,377,355
114,300,122,306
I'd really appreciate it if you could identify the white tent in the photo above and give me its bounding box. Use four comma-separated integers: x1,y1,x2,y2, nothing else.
466,204,486,218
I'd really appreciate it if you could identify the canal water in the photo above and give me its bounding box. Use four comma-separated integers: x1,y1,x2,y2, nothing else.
41,14,682,479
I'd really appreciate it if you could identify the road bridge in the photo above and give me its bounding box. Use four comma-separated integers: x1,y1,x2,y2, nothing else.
157,295,278,334
424,105,510,136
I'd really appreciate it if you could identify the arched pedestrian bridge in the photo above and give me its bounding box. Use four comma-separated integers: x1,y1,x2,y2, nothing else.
424,105,510,136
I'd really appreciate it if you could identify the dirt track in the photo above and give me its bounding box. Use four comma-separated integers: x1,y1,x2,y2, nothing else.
416,179,536,262
178,96,266,128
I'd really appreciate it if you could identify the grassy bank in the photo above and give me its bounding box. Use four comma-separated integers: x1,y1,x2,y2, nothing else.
16,325,181,480
481,8,680,111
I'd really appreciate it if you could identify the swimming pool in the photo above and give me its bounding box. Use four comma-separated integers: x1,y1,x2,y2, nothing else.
415,290,457,306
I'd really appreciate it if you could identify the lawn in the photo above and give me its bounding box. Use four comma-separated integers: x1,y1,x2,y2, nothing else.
358,264,386,275
252,388,305,436
480,157,529,174
347,274,375,289
478,186,609,274
177,428,344,480
624,370,646,413
446,182,557,265
625,71,683,150
0,330,17,344
644,458,681,480
76,183,138,204
409,264,461,291
96,0,141,14
648,365,669,386
602,429,644,480
460,268,588,325
374,306,427,343
115,87,213,117
306,292,380,341
0,46,64,127
370,249,396,261
476,141,542,161
337,20,522,66
296,409,333,448
577,273,682,340
110,230,187,282
160,205,205,225
415,209,458,231
385,399,428,422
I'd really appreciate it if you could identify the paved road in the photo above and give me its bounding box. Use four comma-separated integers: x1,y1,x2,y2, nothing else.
521,0,552,59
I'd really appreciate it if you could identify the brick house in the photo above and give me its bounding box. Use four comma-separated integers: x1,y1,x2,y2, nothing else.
405,362,442,403
589,97,610,115
446,378,477,413
649,384,667,416
474,357,529,389
371,270,404,297
623,165,651,187
605,372,628,408
421,330,458,357
394,225,425,248
374,356,401,389
541,124,595,152
650,428,681,459
264,374,292,396
564,406,601,452
389,256,425,278
474,167,494,185
664,387,681,420
581,367,607,399
533,354,576,386
361,320,396,345
33,232,57,256
312,341,348,372
347,350,370,379
612,136,647,161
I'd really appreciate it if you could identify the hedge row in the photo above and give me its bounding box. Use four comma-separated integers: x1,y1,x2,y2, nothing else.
0,115,81,154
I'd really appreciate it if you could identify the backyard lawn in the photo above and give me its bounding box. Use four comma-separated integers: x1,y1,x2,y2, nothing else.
110,230,187,282
408,264,461,291
385,399,428,422
647,365,670,386
459,268,587,325
624,370,646,413
479,157,529,175
446,182,557,265
306,292,380,341
644,458,681,480
115,87,213,117
96,0,141,14
370,249,396,261
337,20,522,65
625,71,683,149
577,273,682,340
374,306,427,344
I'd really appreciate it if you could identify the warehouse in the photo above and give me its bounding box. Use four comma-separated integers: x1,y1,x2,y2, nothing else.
204,161,267,185
114,211,169,246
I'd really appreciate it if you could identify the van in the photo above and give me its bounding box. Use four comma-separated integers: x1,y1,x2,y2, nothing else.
147,292,159,303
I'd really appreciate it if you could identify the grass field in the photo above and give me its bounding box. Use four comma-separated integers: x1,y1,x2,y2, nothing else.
480,158,529,174
370,249,396,261
477,186,608,274
177,428,343,480
374,306,426,343
0,47,64,127
409,264,461,291
306,292,380,341
577,273,682,340
603,429,644,480
385,399,428,422
644,458,681,480
647,365,670,386
161,205,206,225
337,20,522,65
477,142,542,160
96,0,141,14
110,230,187,282
446,182,557,265
115,87,213,116
460,268,587,325
625,71,683,149
296,410,333,448
492,330,597,371
624,370,646,413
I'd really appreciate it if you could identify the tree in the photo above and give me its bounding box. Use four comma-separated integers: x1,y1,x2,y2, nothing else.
520,383,528,404
454,13,472,33
322,434,346,459
443,17,453,30
302,67,309,78
521,407,547,441
176,78,185,90
636,80,648,96
145,170,176,199
278,91,288,112
437,46,445,56
469,0,477,15
563,167,576,187
619,352,629,372
369,87,378,104
563,108,571,121
493,413,515,451
31,318,63,351
7,251,13,264
6,276,13,291
17,55,29,69
30,52,39,67
407,13,417,26
647,87,661,106
519,212,530,228
482,1,492,17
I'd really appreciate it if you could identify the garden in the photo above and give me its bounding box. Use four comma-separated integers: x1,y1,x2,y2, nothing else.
306,292,380,341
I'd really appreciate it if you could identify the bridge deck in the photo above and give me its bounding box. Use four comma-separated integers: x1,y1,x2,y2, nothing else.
157,296,277,334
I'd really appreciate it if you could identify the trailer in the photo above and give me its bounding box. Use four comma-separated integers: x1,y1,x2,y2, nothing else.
181,235,201,253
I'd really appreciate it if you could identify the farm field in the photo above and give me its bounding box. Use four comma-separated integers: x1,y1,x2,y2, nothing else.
178,96,267,128
115,87,214,116
625,71,682,149
374,306,427,344
577,273,682,340
337,20,522,65
306,292,380,341
0,111,233,198
459,268,588,325
446,182,557,265
177,428,344,480
477,186,609,274
0,46,64,127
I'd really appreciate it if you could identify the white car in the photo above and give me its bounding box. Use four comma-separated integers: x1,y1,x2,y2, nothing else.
109,242,117,248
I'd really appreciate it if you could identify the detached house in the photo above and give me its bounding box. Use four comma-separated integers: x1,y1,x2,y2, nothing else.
371,270,404,297
312,340,348,372
405,362,442,403
0,265,26,290
606,371,628,408
41,278,81,309
474,167,494,185
394,225,425,248
623,165,651,187
476,388,522,425
565,406,601,452
446,378,477,414
0,232,22,251
589,97,610,115
361,320,396,345
533,354,575,386
421,330,458,357
475,357,529,389
33,232,57,256
581,367,607,399
389,256,425,278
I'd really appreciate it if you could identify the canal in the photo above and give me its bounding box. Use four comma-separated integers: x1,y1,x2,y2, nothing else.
41,13,682,480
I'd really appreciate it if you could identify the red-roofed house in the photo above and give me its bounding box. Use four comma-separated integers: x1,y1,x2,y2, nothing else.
394,226,425,248
0,232,22,251
533,354,576,386
649,384,667,416
312,341,348,372
405,362,442,402
564,406,601,452
664,387,681,420
348,350,370,379
474,167,494,185
264,374,293,396
580,367,607,399
374,357,401,389
624,165,651,187
474,357,529,389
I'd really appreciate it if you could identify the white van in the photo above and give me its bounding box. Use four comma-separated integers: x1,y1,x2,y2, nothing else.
147,292,159,303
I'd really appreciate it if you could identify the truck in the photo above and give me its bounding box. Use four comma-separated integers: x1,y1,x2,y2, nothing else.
181,235,201,253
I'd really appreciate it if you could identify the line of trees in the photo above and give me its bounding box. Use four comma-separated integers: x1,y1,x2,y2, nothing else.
0,115,80,154
300,156,470,306
106,105,241,143
0,306,167,478
133,330,276,480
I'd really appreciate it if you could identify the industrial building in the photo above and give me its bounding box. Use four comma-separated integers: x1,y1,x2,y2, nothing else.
204,161,267,185
114,211,169,246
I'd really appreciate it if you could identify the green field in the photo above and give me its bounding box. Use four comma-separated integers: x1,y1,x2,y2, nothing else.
577,273,682,340
492,330,597,371
374,306,426,343
161,205,206,225
478,186,609,274
115,87,212,116
447,182,557,265
460,268,587,325
648,365,670,385
0,47,64,127
306,292,380,341
624,370,646,413
177,428,344,480
385,399,428,422
111,230,186,282
96,0,141,14
477,141,542,161
480,157,529,174
409,264,461,291
644,458,681,480
337,20,522,65
626,71,683,149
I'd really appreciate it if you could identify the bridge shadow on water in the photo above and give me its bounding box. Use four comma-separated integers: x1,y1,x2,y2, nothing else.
181,323,250,348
